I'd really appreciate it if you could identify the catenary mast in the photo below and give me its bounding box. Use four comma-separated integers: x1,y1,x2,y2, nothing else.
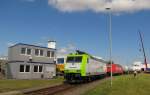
139,31,148,70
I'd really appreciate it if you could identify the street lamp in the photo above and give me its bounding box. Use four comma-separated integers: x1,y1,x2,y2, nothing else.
106,7,113,86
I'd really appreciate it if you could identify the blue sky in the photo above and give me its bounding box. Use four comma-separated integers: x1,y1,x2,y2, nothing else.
0,0,150,65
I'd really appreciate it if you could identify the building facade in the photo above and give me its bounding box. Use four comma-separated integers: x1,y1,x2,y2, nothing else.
0,58,8,79
7,43,56,79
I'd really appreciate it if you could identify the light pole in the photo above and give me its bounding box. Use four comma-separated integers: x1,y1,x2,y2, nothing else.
106,7,113,86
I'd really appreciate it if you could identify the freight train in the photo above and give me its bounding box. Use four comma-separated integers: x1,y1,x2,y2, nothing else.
107,63,124,75
64,50,124,83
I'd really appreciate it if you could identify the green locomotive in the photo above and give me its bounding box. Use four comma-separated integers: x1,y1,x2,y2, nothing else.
64,50,107,82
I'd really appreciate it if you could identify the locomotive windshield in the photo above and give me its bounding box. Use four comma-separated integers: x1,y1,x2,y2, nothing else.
57,58,64,64
66,56,82,63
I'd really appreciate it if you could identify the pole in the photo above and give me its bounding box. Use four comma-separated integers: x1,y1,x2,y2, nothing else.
106,7,113,86
139,31,147,69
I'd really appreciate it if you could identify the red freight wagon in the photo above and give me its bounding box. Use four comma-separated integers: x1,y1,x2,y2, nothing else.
107,64,123,75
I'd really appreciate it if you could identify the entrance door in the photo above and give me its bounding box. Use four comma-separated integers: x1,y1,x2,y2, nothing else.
44,66,54,78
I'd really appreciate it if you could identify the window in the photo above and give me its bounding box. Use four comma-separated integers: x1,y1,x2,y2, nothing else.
75,57,82,63
51,51,55,57
25,65,30,72
87,58,89,63
34,65,43,72
47,51,55,58
35,49,44,56
20,65,25,72
39,66,43,72
57,58,64,64
21,48,31,55
66,56,82,63
35,49,39,56
21,48,26,54
34,65,38,72
40,50,43,56
47,51,51,57
66,57,74,63
27,49,31,55
20,65,30,72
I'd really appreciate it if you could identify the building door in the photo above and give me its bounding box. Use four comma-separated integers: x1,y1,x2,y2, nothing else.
44,66,54,78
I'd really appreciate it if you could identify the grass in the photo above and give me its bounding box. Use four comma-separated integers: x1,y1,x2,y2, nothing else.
82,74,150,95
0,77,64,93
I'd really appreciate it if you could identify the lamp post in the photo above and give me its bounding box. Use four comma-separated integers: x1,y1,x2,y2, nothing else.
106,7,113,86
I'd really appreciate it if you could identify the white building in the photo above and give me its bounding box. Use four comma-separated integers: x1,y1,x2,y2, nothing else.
7,41,57,79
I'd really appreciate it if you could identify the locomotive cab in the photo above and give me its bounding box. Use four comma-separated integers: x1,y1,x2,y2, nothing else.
64,55,85,82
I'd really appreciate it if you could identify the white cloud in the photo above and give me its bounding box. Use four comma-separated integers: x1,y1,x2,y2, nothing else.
48,0,150,13
57,44,76,57
7,42,16,47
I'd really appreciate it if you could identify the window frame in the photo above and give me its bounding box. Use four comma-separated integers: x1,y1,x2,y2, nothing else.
35,49,44,57
51,51,55,58
33,65,39,72
87,58,89,64
57,58,65,64
19,65,31,73
35,49,39,56
33,65,43,73
66,56,82,63
39,65,43,72
27,48,32,55
47,51,51,57
25,65,30,72
20,65,25,72
21,48,26,54
21,48,32,56
39,49,44,56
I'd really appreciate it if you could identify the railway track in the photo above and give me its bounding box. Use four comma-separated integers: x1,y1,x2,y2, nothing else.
23,76,109,95
24,84,75,95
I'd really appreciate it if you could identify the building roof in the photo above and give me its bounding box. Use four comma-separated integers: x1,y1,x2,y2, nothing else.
8,61,55,64
9,43,56,50
48,40,56,42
